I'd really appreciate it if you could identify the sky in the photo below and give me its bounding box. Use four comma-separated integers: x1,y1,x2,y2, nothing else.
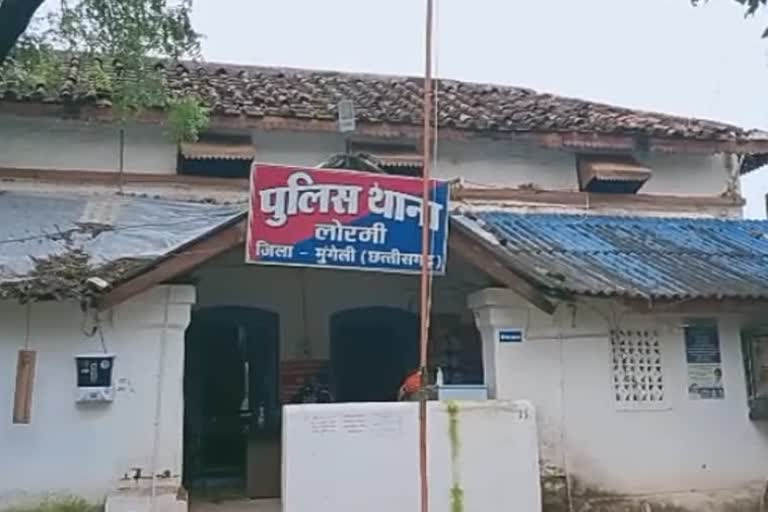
174,1,768,216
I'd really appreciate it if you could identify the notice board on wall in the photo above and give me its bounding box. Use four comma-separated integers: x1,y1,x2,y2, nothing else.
685,320,724,400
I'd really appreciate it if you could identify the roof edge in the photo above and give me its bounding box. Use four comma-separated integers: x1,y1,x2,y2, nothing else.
96,215,246,311
2,101,768,156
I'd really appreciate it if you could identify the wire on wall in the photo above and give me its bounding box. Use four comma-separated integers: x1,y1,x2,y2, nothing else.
81,305,110,353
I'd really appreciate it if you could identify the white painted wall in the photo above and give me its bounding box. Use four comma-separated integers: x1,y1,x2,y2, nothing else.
282,400,541,512
0,285,195,508
0,115,178,174
470,288,768,509
0,114,730,197
192,249,486,361
252,130,730,196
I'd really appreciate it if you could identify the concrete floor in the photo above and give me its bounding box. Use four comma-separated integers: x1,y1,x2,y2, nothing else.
191,499,281,512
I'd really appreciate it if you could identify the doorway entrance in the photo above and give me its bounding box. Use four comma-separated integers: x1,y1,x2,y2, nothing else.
183,306,280,498
330,307,419,402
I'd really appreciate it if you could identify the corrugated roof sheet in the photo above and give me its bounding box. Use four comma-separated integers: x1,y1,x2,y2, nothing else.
0,191,245,300
455,212,768,300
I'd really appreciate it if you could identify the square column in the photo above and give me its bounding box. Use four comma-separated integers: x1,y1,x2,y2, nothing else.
468,288,532,399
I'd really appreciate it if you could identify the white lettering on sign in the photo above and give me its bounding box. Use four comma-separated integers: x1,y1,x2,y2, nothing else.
315,245,358,265
364,249,440,269
260,171,363,227
258,171,443,230
498,329,524,343
314,220,388,245
255,240,294,258
368,183,443,231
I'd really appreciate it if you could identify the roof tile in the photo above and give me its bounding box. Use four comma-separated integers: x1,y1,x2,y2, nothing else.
1,57,765,143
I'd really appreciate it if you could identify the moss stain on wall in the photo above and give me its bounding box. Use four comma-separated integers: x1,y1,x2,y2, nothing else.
447,401,464,512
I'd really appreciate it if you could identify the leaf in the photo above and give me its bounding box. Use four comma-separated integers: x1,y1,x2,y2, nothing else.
1,0,205,140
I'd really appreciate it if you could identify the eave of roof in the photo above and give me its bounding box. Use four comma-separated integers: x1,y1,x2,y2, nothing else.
2,57,768,156
0,190,246,302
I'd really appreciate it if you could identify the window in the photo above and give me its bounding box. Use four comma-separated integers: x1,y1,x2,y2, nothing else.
177,134,254,179
741,328,768,420
577,154,652,194
610,328,666,409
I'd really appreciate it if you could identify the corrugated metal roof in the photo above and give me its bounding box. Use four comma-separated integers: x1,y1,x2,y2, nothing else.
454,211,768,300
0,190,245,300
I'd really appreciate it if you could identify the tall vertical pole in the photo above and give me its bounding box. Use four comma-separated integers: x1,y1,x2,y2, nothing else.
418,1,435,512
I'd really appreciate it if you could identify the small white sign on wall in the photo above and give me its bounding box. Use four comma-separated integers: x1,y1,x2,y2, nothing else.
498,329,524,344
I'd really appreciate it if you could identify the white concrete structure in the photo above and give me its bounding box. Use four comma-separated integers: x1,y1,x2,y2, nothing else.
282,400,541,512
470,288,768,511
0,76,763,512
0,115,736,199
0,286,195,511
192,249,486,361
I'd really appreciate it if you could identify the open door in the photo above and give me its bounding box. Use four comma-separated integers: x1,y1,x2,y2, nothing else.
330,307,418,403
183,306,279,496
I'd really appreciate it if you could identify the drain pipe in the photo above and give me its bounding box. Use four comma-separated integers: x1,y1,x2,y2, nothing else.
150,287,172,512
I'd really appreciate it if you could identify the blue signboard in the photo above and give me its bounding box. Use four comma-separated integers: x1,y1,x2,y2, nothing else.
247,165,450,275
498,329,524,343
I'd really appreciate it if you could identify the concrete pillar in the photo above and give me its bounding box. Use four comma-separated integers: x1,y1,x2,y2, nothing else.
467,288,531,400
107,285,196,512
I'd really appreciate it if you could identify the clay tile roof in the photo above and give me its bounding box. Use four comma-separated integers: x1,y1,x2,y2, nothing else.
1,56,766,144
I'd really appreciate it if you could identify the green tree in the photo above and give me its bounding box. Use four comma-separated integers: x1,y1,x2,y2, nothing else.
0,0,209,143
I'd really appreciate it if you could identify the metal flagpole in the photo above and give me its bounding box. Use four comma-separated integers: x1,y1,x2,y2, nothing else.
418,1,435,512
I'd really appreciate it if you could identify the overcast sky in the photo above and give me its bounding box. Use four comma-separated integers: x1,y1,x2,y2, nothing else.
192,0,768,216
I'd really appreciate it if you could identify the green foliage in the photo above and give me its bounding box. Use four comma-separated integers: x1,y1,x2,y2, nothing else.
4,0,208,142
450,485,464,512
446,402,464,512
168,95,209,143
2,495,99,512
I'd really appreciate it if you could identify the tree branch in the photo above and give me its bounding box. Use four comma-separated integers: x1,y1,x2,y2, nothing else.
0,0,47,66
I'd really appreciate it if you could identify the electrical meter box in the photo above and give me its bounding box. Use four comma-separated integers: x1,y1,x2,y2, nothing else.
75,354,115,403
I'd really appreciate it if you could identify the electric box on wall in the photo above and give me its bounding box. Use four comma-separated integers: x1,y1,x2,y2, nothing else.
75,354,115,403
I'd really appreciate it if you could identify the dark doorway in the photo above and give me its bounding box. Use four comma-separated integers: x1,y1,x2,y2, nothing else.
330,307,418,402
183,306,279,496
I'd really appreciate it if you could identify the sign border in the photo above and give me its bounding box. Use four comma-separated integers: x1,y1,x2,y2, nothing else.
245,162,450,276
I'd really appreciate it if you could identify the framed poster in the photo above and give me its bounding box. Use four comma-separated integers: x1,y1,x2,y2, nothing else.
685,319,724,400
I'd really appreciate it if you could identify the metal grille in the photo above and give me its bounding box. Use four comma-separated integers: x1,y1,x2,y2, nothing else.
610,329,665,409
